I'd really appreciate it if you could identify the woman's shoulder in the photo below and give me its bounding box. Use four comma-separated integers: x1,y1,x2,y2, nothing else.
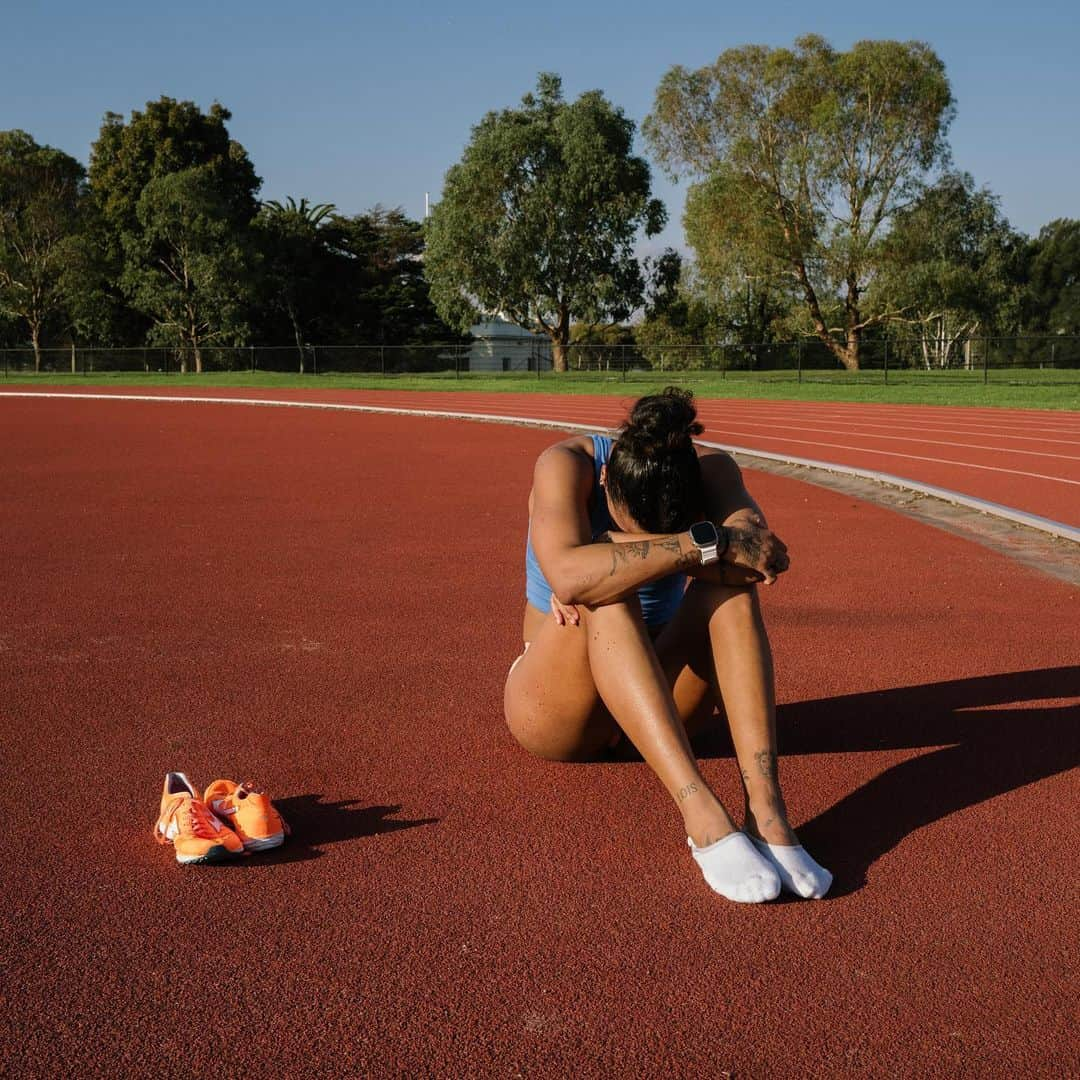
533,435,600,496
536,433,598,466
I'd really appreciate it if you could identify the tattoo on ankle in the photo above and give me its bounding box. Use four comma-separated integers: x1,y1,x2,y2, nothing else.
677,782,699,802
754,750,778,780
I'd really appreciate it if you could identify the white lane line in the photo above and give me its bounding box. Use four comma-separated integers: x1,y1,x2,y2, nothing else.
694,411,1080,444
690,400,1080,431
713,428,1080,486
3,389,1078,542
691,419,1080,461
691,406,1080,440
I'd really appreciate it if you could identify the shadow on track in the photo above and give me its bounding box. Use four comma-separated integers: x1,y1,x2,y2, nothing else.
245,797,439,865
697,666,1080,896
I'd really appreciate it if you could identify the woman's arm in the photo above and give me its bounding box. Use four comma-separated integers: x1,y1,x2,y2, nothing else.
530,443,702,608
693,449,790,585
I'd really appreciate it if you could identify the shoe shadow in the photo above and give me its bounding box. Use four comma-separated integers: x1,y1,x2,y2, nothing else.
694,665,1080,897
243,797,439,865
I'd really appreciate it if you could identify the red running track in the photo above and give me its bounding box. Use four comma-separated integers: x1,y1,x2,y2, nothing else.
4,386,1077,527
1,396,1077,1076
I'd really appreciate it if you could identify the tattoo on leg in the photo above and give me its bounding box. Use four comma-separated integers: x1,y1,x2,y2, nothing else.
677,782,699,802
754,750,778,780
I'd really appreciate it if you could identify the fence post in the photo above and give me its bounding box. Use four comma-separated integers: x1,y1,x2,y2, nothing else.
622,344,628,381
797,339,802,384
250,345,255,373
884,338,889,384
983,337,989,385
455,345,460,379
720,344,726,380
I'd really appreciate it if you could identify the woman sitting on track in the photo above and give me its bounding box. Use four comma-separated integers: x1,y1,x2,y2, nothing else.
503,387,831,903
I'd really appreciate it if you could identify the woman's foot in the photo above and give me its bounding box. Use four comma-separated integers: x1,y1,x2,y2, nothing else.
744,799,831,899
688,833,781,903
682,797,780,903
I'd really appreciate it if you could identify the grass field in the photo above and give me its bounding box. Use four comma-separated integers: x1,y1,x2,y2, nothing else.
3,368,1079,410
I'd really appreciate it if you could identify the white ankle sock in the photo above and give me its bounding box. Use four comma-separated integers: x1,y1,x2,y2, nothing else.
750,838,832,899
688,832,781,903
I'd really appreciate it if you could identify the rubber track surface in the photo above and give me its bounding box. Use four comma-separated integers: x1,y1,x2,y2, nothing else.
1,398,1077,1077
9,386,1075,526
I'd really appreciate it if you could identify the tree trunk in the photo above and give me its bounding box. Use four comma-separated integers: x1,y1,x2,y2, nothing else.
30,322,42,373
289,305,305,374
550,306,571,373
551,338,568,373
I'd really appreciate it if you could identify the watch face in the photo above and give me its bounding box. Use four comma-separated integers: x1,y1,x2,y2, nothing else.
689,521,718,546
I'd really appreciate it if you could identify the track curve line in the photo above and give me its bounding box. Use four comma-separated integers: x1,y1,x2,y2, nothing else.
3,389,1078,545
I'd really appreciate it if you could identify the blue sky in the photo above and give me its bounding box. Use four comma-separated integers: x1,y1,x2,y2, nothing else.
5,1,1077,254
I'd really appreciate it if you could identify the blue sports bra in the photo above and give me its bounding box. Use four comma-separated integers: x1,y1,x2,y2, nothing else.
524,434,687,627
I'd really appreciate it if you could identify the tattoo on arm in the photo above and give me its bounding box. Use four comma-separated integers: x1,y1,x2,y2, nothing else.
677,782,699,802
603,538,652,577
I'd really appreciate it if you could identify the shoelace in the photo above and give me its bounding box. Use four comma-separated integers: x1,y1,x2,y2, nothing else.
154,795,221,843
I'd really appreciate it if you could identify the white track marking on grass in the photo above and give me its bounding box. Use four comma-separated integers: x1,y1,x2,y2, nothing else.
3,389,1078,542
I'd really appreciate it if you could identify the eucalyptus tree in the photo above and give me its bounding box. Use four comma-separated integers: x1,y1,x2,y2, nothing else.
122,166,255,371
88,97,260,349
872,173,1022,367
425,73,665,371
0,130,87,369
645,36,954,369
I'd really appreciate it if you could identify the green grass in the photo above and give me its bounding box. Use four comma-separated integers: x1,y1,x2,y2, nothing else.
4,367,1079,410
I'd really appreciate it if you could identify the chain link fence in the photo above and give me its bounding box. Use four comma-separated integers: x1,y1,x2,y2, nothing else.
3,336,1079,382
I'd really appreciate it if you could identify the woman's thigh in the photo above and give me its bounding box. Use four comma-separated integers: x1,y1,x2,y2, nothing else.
503,604,619,762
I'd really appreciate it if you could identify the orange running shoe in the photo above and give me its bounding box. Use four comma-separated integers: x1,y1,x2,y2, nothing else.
203,779,289,852
153,773,244,864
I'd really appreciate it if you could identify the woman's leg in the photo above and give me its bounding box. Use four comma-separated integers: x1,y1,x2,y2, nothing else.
505,599,736,846
655,580,832,897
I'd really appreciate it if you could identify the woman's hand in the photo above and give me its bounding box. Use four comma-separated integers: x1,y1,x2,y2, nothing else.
721,513,790,585
688,562,765,588
550,596,581,627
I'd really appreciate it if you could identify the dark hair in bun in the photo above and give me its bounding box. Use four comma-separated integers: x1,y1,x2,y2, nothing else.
605,386,705,533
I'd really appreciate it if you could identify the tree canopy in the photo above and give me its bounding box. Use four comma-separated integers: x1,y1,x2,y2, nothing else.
1023,219,1080,335
424,72,665,370
871,172,1022,366
0,130,87,368
645,35,954,369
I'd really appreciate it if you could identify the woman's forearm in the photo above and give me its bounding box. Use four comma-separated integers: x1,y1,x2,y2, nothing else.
548,530,701,607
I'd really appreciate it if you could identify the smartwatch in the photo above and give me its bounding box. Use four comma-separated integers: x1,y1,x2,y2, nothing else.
689,520,724,565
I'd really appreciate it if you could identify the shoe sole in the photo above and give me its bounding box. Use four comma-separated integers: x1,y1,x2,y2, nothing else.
176,844,242,865
243,833,285,852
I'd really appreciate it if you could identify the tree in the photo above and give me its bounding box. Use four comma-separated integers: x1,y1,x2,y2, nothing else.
88,97,261,349
645,36,954,369
424,73,666,372
683,179,796,344
122,167,255,371
255,197,337,371
1022,219,1080,336
326,207,457,346
872,172,1022,367
0,130,87,369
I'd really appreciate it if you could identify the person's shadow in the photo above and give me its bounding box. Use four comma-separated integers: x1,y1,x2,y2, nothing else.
697,666,1080,896
244,797,439,865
